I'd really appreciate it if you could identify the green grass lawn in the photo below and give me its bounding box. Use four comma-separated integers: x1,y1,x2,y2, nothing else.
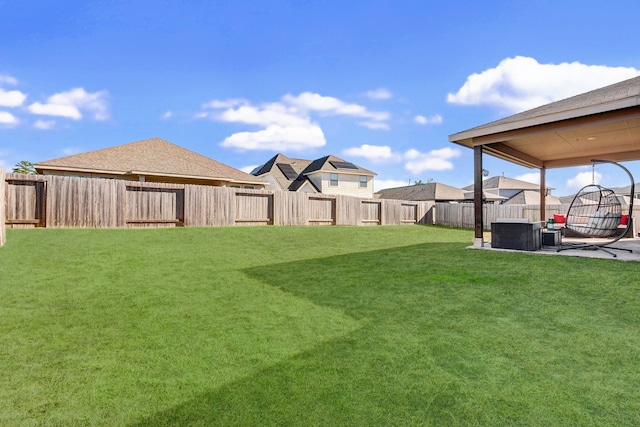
1,225,639,426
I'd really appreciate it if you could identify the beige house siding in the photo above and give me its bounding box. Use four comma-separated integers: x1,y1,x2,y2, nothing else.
258,174,284,191
297,181,318,193
309,172,374,198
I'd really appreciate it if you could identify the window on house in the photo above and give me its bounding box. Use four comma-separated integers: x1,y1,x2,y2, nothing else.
330,173,339,186
359,175,367,188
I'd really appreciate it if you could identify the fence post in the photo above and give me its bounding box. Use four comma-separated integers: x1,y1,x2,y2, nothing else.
0,169,5,246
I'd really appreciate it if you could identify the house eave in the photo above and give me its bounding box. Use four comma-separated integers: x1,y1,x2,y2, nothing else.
305,170,377,177
34,165,265,187
126,170,265,186
449,97,640,143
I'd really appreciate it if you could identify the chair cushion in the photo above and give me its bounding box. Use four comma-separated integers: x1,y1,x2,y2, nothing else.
571,211,621,237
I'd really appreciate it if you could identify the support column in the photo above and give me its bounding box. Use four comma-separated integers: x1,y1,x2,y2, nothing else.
539,167,546,225
474,146,484,247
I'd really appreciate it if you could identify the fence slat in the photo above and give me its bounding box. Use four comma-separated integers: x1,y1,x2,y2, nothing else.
273,191,309,225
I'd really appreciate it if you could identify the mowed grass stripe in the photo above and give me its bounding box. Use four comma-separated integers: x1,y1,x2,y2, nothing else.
1,227,388,425
1,226,640,426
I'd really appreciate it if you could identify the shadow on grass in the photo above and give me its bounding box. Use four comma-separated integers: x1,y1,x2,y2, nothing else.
132,241,640,426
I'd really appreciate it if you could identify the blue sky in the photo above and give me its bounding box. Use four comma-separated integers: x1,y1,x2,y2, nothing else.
1,0,640,195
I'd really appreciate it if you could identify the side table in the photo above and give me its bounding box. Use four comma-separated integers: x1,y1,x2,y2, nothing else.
541,228,562,249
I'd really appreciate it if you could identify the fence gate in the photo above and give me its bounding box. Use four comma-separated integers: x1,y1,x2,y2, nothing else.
235,192,273,225
361,200,381,225
5,178,46,228
401,203,418,224
308,197,336,225
125,185,185,227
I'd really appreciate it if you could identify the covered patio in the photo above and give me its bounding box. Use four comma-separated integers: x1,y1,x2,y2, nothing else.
449,75,640,258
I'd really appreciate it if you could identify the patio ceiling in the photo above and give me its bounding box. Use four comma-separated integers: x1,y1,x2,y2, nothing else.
449,76,640,169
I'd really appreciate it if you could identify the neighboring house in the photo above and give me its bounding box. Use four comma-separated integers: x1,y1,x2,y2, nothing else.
463,190,508,203
375,182,466,202
561,185,634,208
503,190,562,205
34,137,265,188
607,183,639,206
252,153,376,198
251,153,313,192
463,176,553,203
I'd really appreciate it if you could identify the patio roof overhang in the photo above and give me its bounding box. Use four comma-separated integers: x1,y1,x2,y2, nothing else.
449,85,640,169
448,75,640,245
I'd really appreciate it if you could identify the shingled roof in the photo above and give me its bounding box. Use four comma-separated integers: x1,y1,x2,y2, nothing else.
375,182,465,201
462,176,551,192
34,137,263,186
251,153,312,190
503,190,562,205
252,153,375,192
455,75,640,139
449,75,640,169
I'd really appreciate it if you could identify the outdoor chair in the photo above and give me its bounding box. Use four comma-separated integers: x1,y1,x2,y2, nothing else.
558,160,634,257
565,185,621,238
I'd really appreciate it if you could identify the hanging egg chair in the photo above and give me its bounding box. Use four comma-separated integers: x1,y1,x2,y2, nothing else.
565,185,622,237
558,159,634,257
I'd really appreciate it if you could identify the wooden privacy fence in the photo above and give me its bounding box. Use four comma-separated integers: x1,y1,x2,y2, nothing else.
3,173,433,229
433,202,570,230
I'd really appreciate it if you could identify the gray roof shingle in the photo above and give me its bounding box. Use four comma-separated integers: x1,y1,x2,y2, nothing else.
375,182,466,201
34,137,262,185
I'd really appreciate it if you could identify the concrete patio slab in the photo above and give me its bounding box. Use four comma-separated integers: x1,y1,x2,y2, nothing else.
469,237,640,261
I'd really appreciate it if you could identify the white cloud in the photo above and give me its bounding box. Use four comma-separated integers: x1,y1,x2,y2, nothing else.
0,88,27,107
414,114,443,125
0,111,19,126
567,171,601,190
447,56,640,113
514,172,540,184
283,92,389,122
202,99,248,109
28,88,109,120
28,102,82,119
359,121,390,130
403,147,461,174
220,124,326,152
161,111,173,120
0,74,18,85
374,179,410,193
365,88,392,100
203,91,391,152
217,103,310,127
356,146,464,175
34,119,56,129
343,144,402,162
